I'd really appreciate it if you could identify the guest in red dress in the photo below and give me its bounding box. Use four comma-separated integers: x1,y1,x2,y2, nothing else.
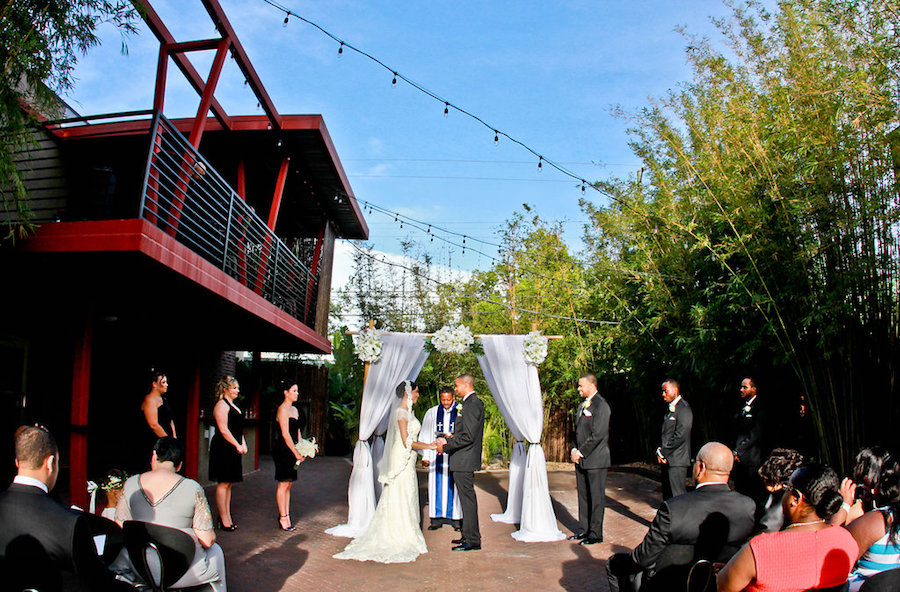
718,462,859,592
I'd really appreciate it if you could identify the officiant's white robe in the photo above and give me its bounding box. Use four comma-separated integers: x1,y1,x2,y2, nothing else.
419,403,462,520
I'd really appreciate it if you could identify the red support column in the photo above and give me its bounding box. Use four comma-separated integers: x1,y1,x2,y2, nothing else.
253,157,290,293
185,366,201,478
153,43,170,111
69,314,93,510
305,224,325,322
188,37,230,149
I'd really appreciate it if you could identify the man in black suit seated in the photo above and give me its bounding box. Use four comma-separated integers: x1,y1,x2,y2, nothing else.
657,379,693,500
0,425,136,591
569,372,611,545
606,442,756,592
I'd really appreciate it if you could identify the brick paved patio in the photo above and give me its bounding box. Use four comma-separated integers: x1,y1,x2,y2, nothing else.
207,457,661,592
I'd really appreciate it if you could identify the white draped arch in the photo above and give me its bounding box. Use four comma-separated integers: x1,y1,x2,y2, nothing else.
326,331,564,543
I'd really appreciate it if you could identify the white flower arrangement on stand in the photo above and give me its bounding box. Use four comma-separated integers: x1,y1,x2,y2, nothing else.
430,324,477,355
355,326,383,363
523,330,549,365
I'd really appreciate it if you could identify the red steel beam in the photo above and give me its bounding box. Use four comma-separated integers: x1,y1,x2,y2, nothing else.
153,43,169,111
135,0,232,129
188,37,231,149
69,313,93,510
267,157,290,230
201,0,281,131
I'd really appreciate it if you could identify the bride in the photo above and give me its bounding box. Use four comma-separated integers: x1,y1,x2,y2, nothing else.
335,380,438,563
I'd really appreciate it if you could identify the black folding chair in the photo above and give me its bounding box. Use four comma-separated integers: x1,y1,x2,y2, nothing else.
122,521,194,592
859,567,900,592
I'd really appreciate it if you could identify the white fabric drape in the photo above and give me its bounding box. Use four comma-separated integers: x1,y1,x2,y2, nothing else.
478,335,565,542
326,333,429,538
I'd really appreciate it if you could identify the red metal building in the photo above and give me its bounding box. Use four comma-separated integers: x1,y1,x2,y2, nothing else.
0,0,367,508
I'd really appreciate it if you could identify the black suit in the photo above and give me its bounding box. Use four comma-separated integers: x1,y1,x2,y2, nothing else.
0,482,135,591
733,396,765,503
607,483,755,592
443,392,485,546
573,394,611,540
659,397,692,499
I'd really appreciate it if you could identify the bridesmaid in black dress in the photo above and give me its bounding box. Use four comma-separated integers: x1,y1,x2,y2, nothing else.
274,381,306,531
208,376,247,530
140,370,176,469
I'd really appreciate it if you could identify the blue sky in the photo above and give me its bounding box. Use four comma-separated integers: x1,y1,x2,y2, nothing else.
70,0,738,277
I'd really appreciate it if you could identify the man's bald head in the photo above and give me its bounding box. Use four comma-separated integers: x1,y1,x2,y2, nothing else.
695,442,734,484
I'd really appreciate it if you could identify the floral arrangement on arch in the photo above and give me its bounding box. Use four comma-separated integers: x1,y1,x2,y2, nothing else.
426,324,484,356
355,326,383,363
523,330,549,366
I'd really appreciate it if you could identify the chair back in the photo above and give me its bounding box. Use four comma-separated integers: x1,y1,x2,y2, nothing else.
80,511,124,566
686,559,717,592
0,536,61,592
859,567,900,592
122,521,194,592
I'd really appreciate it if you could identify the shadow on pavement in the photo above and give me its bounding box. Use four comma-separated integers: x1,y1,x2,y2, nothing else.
237,532,309,592
559,541,607,592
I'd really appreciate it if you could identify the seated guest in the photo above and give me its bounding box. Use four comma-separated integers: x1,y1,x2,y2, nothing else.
833,446,894,526
607,442,756,592
756,448,804,533
113,437,226,591
0,425,136,591
847,459,900,591
718,462,859,592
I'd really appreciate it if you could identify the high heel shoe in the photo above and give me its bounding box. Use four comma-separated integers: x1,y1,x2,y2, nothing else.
216,518,237,531
278,514,296,532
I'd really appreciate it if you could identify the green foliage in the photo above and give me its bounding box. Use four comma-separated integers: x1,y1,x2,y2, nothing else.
0,0,139,241
326,327,364,445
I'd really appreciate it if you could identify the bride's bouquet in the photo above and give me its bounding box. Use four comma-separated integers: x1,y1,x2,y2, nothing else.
294,437,319,468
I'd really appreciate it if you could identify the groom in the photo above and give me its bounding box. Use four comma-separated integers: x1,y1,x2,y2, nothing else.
436,373,484,551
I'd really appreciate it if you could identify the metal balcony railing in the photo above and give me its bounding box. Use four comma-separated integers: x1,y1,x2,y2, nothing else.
139,112,319,327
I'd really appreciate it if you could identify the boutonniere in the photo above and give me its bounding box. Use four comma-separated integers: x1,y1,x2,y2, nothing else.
742,404,752,415
668,402,677,413
582,400,591,409
456,403,463,416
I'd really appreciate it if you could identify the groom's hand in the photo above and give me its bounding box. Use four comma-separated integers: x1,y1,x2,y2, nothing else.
436,441,444,453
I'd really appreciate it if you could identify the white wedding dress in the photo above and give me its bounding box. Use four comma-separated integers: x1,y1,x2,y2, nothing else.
334,407,428,563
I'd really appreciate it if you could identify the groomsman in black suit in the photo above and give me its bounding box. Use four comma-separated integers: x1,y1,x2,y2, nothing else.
607,442,756,592
437,373,485,551
0,425,136,591
657,379,693,500
569,372,611,545
733,376,766,503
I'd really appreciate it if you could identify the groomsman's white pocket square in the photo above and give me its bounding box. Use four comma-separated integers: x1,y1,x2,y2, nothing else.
583,410,593,417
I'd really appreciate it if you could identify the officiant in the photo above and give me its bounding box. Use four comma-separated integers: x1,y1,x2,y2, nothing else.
418,386,462,531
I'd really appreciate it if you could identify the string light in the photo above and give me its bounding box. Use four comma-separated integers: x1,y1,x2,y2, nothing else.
338,41,344,56
493,130,499,145
283,15,289,26
538,157,543,172
346,242,620,325
392,72,397,86
259,0,615,203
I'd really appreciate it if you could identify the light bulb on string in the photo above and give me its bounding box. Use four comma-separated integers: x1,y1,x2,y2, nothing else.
444,103,449,118
581,182,586,195
494,130,499,145
283,15,289,26
538,157,543,172
392,72,397,86
338,42,344,56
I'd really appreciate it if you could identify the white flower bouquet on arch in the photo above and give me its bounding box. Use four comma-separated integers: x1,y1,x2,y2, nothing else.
523,330,549,365
429,324,476,355
355,327,383,363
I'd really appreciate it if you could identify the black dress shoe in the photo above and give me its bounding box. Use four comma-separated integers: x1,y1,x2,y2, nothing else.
579,536,603,545
568,532,586,541
427,525,442,530
452,542,481,551
451,538,465,544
